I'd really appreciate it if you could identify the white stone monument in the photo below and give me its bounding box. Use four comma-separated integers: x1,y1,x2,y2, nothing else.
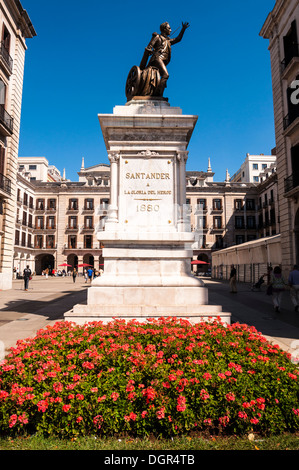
65,98,230,325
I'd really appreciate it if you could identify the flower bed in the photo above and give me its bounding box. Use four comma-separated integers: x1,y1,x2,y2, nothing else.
0,318,298,438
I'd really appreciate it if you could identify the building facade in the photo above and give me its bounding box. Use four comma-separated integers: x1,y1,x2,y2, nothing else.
0,0,35,289
260,0,299,273
13,157,280,277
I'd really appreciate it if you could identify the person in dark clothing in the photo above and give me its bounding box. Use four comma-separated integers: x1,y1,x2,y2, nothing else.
23,265,32,291
229,264,237,293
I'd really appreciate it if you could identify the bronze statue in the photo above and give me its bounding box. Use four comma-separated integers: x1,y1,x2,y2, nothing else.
125,21,189,101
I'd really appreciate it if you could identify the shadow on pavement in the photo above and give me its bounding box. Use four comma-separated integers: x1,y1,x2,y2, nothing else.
0,289,87,320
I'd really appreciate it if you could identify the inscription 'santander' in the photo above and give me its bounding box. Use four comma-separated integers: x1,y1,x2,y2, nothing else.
125,172,170,180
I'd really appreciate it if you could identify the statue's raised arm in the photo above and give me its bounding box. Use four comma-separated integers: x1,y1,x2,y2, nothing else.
125,21,189,101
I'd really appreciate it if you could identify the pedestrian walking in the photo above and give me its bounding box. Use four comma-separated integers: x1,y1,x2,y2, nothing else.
270,266,286,312
84,269,88,283
72,268,77,283
229,264,237,293
23,265,32,291
87,267,93,283
288,264,299,312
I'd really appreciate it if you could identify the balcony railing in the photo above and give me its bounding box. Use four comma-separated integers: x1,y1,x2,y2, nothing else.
0,172,11,194
0,104,13,134
0,41,13,73
285,173,299,194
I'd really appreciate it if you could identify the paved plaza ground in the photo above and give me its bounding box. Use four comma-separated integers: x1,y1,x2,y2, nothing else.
0,275,299,360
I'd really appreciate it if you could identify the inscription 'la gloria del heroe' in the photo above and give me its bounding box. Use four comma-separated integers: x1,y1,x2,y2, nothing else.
125,172,170,180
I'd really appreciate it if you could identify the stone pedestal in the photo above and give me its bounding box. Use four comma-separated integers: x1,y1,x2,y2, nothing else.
65,98,230,325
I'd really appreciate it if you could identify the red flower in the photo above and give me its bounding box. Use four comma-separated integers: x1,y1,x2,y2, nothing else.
111,392,119,401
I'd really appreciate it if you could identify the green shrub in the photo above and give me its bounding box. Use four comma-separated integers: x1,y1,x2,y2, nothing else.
0,318,298,438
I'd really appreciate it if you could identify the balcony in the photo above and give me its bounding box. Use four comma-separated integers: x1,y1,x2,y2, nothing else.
283,113,299,137
0,172,11,195
281,45,299,78
0,104,13,135
0,41,13,75
81,225,94,232
65,225,79,232
211,225,224,232
284,173,299,197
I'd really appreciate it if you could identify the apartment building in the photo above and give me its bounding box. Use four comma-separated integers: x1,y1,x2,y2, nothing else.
0,0,36,289
260,0,299,272
230,153,277,183
14,160,110,274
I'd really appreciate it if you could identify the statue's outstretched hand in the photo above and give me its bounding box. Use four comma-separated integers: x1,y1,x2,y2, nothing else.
182,22,190,30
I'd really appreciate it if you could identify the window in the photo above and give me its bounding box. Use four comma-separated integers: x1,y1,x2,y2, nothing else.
69,235,77,249
28,234,32,248
48,199,56,210
36,216,44,229
0,146,5,175
85,216,93,228
2,24,11,53
15,230,19,245
23,193,28,206
253,176,259,182
215,235,223,248
36,199,44,210
29,165,37,170
262,164,267,169
84,235,92,249
252,164,258,170
197,198,207,210
246,199,255,211
213,216,222,229
29,196,34,209
247,216,256,229
197,215,206,229
46,235,55,248
235,216,244,229
213,199,222,210
235,199,243,210
85,198,94,210
282,20,298,68
0,79,6,105
21,232,26,247
28,214,32,228
47,216,55,229
69,198,78,210
69,216,77,228
35,235,43,248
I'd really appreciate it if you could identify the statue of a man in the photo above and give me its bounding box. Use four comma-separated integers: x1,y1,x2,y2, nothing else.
140,21,189,96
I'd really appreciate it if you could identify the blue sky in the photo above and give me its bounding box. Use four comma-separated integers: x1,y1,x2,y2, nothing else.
19,0,275,182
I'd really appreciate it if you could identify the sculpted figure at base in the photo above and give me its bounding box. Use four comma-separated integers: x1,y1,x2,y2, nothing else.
125,21,189,101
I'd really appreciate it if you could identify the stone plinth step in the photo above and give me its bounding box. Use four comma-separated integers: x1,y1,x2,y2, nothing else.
64,304,231,325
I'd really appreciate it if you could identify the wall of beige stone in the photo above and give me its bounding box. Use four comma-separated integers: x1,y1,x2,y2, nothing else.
0,1,34,289
260,0,299,276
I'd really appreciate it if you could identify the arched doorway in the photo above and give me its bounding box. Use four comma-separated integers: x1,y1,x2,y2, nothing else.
35,254,55,275
67,254,78,271
196,253,210,275
83,254,94,267
295,209,299,265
